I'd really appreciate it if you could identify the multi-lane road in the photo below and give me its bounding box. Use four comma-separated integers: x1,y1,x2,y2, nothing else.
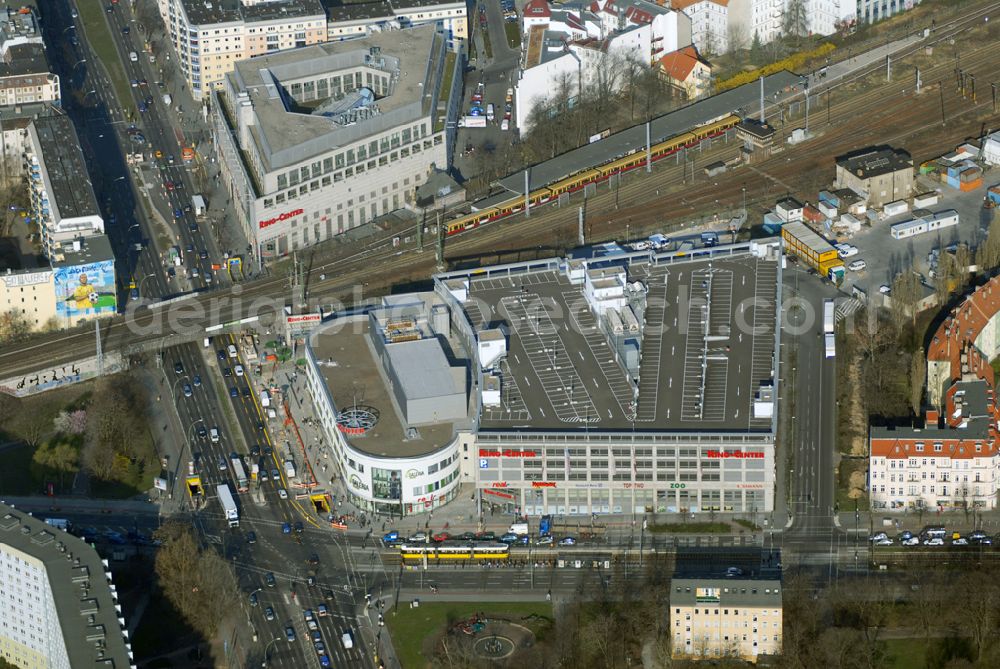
161,336,375,668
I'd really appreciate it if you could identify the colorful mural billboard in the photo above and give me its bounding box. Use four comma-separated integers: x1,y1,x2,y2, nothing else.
53,258,117,320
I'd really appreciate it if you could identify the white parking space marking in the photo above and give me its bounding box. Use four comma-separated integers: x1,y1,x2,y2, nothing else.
565,290,636,419
500,295,599,422
681,268,733,422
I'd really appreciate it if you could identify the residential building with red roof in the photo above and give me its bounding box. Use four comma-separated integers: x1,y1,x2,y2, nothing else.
870,276,1000,512
658,45,711,98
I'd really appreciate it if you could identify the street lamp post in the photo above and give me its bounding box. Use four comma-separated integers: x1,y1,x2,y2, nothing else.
261,637,282,668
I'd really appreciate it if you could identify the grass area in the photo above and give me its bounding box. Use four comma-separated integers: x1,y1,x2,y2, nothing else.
883,638,927,669
734,519,761,531
385,601,552,669
435,51,458,133
481,25,494,60
504,21,521,49
76,1,134,117
837,457,868,511
647,522,731,534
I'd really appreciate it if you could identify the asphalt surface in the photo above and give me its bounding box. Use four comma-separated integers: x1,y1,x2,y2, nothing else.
158,337,375,669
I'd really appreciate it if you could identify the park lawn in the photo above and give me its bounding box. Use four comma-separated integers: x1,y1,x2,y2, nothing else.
385,601,552,669
76,1,134,115
504,21,521,49
883,638,927,669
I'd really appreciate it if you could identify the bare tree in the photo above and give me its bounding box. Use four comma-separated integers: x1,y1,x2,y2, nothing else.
0,309,33,344
889,270,922,332
910,347,925,416
727,23,749,53
977,208,1000,272
951,571,999,663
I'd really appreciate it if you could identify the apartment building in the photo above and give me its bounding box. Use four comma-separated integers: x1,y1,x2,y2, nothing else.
670,548,783,663
325,0,468,52
213,25,462,260
156,0,328,100
870,274,1000,512
659,45,711,98
0,4,59,108
857,0,920,24
25,115,103,259
515,0,691,130
671,0,729,54
0,503,133,669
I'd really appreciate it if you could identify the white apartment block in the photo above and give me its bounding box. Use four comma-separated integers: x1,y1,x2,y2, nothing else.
857,0,920,24
156,0,328,100
213,25,462,260
672,0,730,54
515,0,691,130
326,0,468,52
0,504,133,669
671,578,783,662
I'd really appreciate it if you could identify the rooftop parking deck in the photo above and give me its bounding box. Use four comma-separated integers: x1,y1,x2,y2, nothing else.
464,253,779,433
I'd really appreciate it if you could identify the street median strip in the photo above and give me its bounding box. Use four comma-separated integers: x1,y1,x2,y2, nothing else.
75,2,134,116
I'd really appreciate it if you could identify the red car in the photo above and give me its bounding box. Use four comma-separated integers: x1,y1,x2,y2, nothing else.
165,181,175,191
432,532,451,542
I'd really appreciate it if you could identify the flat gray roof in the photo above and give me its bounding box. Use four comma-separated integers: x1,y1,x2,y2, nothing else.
310,319,459,458
229,25,441,171
499,70,800,194
31,115,99,221
0,503,132,667
671,578,783,608
465,252,779,432
387,338,461,400
52,234,114,267
179,0,325,26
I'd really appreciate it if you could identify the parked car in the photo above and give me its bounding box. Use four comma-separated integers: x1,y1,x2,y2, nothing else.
848,259,867,272
536,535,553,545
874,538,893,546
952,537,970,546
500,533,519,543
869,532,889,543
432,532,451,542
409,532,427,542
923,537,945,546
902,537,920,546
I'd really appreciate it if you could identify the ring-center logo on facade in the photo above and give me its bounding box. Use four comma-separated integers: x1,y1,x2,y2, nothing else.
406,469,423,479
349,474,369,491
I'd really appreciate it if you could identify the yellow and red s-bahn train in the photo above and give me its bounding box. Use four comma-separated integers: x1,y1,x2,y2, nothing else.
445,113,741,236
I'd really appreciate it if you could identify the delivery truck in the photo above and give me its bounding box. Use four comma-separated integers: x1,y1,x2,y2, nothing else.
825,333,836,358
823,299,835,334
217,483,239,527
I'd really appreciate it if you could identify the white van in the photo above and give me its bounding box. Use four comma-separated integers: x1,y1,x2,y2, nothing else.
210,428,220,443
341,630,354,649
227,344,238,359
486,103,495,122
129,51,138,62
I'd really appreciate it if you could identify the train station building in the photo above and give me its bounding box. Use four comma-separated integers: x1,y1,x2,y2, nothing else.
305,241,782,516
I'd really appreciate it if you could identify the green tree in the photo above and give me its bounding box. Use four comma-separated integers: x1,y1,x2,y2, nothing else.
750,31,763,66
783,0,809,42
32,440,79,491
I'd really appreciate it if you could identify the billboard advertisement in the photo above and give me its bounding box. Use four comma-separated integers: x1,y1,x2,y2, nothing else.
54,259,117,320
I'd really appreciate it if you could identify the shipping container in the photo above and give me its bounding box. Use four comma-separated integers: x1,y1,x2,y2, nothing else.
818,201,838,219
781,221,840,273
883,200,909,217
891,219,928,239
960,178,983,192
803,204,823,223
919,160,938,175
818,190,839,207
913,193,939,208
988,185,1000,206
763,212,784,228
960,167,982,183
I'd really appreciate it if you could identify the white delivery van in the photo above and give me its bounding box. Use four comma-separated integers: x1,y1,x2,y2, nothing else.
227,344,238,359
341,630,354,649
129,52,138,62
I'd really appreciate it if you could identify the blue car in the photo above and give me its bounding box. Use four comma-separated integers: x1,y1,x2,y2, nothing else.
319,655,331,668
383,530,399,543
282,522,291,534
173,208,183,219
229,387,238,398
193,375,201,387
138,102,147,113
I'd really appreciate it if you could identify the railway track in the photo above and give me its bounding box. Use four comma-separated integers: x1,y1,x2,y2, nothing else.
3,7,1000,377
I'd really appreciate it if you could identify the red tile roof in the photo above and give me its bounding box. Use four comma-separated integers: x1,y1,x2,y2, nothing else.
524,0,552,18
659,45,703,82
926,274,1000,388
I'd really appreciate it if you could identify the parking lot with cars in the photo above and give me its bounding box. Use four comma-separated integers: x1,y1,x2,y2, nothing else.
833,174,995,298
